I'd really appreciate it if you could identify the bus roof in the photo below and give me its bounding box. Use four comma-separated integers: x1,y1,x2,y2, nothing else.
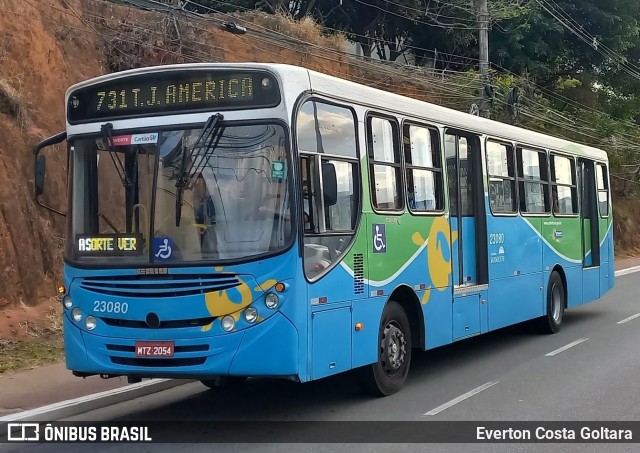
67,63,608,162
302,68,608,162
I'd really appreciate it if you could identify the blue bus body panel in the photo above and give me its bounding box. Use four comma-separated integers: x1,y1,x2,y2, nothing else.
583,267,600,303
486,216,544,330
452,293,481,340
351,296,386,368
311,306,352,379
423,288,454,349
601,222,615,296
228,312,299,376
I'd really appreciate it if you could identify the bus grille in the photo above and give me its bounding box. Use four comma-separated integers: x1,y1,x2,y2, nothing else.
79,274,240,298
101,317,214,329
110,356,206,367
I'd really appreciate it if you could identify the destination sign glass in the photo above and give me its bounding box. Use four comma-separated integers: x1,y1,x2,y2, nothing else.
67,70,281,124
75,234,143,256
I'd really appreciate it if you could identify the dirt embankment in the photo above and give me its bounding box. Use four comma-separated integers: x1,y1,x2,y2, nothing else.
0,0,638,339
0,0,102,314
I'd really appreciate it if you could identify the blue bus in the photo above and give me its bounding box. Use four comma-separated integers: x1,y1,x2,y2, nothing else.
34,63,614,395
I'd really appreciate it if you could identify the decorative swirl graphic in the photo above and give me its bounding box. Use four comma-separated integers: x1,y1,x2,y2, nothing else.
204,278,253,317
413,217,458,304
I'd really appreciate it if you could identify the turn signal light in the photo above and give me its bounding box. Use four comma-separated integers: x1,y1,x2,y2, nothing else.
57,284,66,295
275,282,286,292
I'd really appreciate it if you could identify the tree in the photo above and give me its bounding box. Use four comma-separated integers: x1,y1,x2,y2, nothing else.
315,0,423,61
491,0,640,88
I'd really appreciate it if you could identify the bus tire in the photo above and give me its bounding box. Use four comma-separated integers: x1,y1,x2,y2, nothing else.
538,271,565,334
200,376,247,389
357,300,412,396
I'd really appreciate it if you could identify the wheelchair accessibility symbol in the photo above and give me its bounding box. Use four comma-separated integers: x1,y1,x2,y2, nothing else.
372,224,387,253
153,237,174,260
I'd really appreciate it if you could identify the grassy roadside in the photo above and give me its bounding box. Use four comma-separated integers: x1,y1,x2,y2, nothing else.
0,304,65,375
0,336,64,374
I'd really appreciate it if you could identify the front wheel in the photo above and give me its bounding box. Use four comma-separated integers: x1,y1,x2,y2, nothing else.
537,271,565,334
357,300,412,396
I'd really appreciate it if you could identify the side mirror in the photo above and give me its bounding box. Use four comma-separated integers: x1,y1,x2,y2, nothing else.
322,162,337,206
33,131,67,217
35,155,46,196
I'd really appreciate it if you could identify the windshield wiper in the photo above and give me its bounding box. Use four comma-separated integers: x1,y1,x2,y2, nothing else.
175,113,224,227
101,123,130,188
101,123,140,233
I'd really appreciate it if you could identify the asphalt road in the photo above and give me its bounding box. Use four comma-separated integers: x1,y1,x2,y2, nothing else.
3,273,640,453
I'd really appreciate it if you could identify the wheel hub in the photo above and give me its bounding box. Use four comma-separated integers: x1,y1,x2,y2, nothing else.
381,321,406,375
551,283,563,324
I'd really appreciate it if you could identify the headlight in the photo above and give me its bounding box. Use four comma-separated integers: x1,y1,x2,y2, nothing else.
85,316,96,330
265,293,279,309
244,307,258,323
71,308,82,322
221,315,235,332
63,295,73,309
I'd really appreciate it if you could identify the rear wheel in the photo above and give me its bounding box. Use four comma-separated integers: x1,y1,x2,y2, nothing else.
357,300,412,396
200,376,247,389
537,271,565,334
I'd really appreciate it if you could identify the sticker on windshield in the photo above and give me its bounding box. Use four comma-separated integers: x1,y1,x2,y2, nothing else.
271,161,285,180
131,133,159,144
153,237,174,261
96,133,159,149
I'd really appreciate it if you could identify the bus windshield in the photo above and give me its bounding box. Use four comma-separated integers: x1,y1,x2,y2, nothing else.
68,123,293,264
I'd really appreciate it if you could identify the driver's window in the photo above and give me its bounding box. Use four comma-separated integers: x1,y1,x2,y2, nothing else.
296,100,359,280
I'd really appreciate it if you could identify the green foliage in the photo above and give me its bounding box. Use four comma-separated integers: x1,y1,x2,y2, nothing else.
555,77,583,91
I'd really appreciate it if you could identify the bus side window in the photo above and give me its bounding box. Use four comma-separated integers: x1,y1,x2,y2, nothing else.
368,116,402,211
550,154,578,216
596,164,609,217
486,141,516,214
517,147,549,214
296,100,360,280
404,124,444,212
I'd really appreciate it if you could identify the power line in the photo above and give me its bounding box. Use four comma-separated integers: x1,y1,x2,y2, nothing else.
350,0,482,30
534,0,640,82
23,0,640,153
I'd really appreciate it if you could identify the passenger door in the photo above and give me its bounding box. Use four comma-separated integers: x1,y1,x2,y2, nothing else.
445,131,488,339
579,158,600,302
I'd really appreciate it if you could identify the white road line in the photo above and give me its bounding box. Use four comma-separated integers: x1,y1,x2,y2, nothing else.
615,265,640,277
545,338,589,357
617,313,640,325
423,381,499,416
0,379,189,422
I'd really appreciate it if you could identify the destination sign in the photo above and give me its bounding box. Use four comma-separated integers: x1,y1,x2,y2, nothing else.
67,70,281,124
75,234,143,256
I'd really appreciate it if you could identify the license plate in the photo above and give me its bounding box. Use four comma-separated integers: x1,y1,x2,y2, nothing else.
134,341,174,357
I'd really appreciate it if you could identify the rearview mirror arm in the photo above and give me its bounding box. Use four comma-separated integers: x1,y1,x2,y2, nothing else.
33,131,67,217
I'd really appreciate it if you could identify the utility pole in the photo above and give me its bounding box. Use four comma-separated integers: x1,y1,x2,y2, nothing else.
478,0,490,118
